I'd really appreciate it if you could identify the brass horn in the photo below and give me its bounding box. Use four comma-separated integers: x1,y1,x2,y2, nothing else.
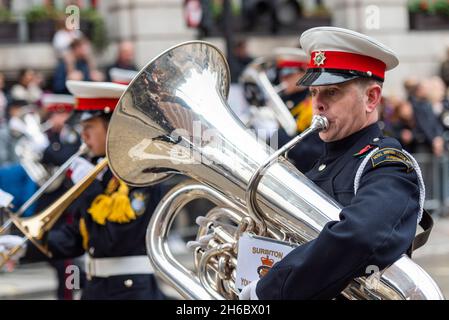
0,153,108,268
106,41,444,300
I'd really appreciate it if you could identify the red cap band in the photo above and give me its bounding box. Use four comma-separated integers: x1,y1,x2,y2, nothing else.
277,60,308,69
308,51,386,80
45,103,74,113
75,97,119,112
112,80,131,85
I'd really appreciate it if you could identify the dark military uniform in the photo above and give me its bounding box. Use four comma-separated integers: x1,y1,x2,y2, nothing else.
34,127,81,300
256,123,420,299
36,128,81,211
44,165,166,300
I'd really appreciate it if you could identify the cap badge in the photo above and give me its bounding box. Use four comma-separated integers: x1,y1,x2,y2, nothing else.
313,51,326,66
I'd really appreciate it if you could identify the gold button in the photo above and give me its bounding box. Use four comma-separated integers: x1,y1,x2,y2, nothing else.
318,164,326,171
51,142,61,151
124,279,133,288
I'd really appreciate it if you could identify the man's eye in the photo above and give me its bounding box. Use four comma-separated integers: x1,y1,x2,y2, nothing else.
328,89,337,96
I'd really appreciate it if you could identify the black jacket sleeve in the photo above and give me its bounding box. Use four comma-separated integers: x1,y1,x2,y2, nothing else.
23,177,105,261
256,158,419,299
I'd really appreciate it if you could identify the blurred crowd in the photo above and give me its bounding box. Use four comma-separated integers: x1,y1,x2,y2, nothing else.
379,75,448,158
2,33,449,165
0,24,136,165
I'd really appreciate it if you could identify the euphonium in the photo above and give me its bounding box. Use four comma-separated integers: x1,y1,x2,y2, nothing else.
106,41,444,300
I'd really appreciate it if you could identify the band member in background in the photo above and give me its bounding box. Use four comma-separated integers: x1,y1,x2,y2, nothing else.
0,81,166,300
35,93,81,300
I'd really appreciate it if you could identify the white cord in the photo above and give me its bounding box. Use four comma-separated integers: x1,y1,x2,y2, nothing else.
353,148,424,223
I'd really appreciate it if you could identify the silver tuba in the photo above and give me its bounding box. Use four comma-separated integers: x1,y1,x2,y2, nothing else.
239,47,308,137
106,41,444,300
8,108,62,191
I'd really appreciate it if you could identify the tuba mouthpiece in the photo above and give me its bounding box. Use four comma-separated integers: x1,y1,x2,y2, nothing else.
311,115,329,131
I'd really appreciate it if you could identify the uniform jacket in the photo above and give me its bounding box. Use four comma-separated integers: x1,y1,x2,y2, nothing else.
257,123,420,299
28,163,166,300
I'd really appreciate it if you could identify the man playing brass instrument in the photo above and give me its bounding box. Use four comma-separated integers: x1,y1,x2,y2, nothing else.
240,27,427,300
0,80,166,300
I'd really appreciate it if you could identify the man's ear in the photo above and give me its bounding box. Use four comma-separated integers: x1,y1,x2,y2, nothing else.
365,83,382,113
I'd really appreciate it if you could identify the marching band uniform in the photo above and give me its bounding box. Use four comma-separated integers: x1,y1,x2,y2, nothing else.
27,81,166,299
36,93,81,300
37,93,81,211
243,27,426,300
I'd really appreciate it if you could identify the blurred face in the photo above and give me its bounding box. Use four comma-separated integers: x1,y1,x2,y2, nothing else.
118,41,135,65
49,111,71,133
310,79,381,142
73,41,89,59
280,69,306,95
398,101,413,121
80,117,108,156
21,70,35,86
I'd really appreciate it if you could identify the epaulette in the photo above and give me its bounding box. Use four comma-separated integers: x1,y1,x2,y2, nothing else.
362,138,410,172
370,147,414,172
353,136,424,224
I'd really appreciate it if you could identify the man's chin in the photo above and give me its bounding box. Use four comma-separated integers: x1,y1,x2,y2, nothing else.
319,132,331,143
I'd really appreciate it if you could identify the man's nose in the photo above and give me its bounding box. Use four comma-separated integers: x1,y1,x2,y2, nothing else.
81,131,88,142
313,97,326,114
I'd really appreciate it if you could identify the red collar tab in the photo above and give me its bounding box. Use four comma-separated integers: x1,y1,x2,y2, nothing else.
75,97,119,112
308,51,386,80
353,144,375,157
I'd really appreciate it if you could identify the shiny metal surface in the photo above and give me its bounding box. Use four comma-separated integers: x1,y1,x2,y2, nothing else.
0,158,108,268
0,143,88,235
10,110,55,188
240,57,297,136
107,41,444,300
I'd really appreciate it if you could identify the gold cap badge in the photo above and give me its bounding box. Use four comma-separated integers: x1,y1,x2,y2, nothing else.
313,51,326,66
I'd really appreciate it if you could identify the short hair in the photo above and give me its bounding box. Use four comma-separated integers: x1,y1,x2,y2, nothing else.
353,77,383,90
100,113,112,127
